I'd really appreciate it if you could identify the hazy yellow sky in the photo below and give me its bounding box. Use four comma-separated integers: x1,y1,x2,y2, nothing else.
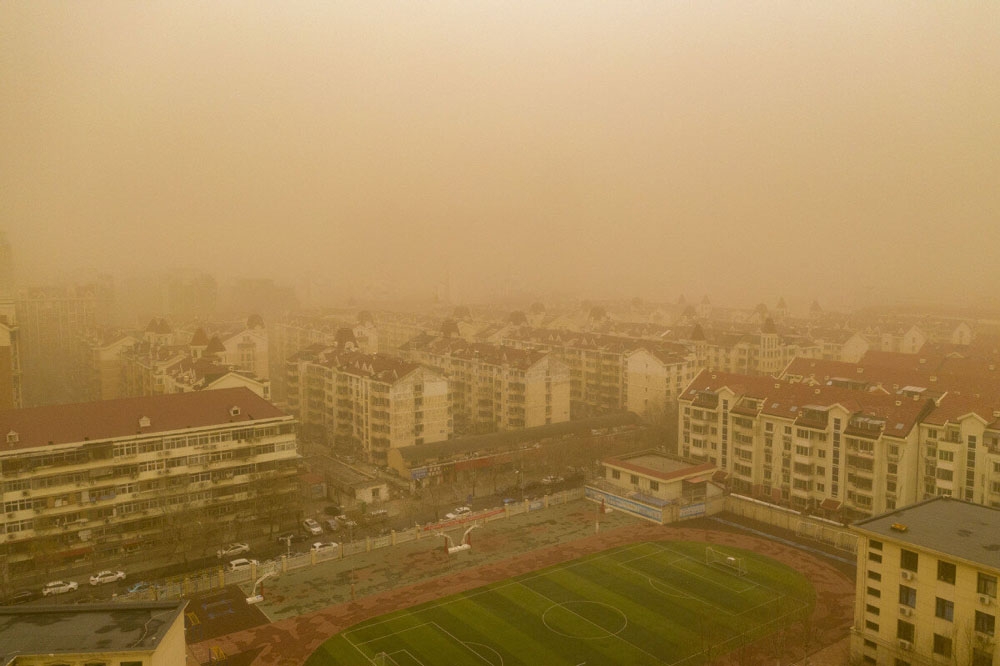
1,2,998,309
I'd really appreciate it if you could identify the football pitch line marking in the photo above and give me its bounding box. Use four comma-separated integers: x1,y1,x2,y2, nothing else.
650,542,813,615
465,641,505,666
650,542,759,594
432,622,499,665
342,543,653,638
354,622,433,646
516,580,663,665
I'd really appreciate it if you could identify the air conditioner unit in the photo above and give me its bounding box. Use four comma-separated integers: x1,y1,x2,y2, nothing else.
899,606,913,617
980,594,993,606
898,639,913,651
901,570,914,581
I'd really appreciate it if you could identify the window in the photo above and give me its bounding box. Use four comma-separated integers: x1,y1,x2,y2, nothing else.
935,597,954,621
866,603,880,615
932,633,952,658
649,481,659,491
869,552,882,563
865,620,879,631
979,573,998,598
867,586,881,598
898,585,916,608
870,539,883,551
868,571,882,582
630,474,639,485
894,660,910,666
900,549,918,572
937,560,956,584
938,449,954,462
862,657,876,666
973,649,994,666
976,611,996,636
611,470,620,480
897,619,915,642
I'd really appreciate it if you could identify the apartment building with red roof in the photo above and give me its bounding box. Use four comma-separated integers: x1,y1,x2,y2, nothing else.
286,345,450,465
400,334,571,434
678,369,935,520
0,387,299,579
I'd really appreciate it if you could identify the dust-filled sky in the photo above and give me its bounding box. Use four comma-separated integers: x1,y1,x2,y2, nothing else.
1,2,998,309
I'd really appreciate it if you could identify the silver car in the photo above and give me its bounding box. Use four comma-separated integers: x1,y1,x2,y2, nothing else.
42,580,79,596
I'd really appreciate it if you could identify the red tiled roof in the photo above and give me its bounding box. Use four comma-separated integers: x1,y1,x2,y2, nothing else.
0,387,288,451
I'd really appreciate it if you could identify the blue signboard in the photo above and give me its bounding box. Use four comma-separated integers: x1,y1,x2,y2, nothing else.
585,487,663,522
679,502,705,519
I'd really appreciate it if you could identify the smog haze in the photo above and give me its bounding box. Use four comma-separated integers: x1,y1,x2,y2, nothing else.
2,2,998,310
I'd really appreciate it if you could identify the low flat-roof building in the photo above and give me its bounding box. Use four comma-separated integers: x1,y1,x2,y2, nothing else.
387,412,643,491
586,450,722,524
0,600,187,665
851,497,1000,665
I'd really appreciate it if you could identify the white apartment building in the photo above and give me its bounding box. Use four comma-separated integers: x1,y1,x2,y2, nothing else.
625,347,699,420
678,370,934,520
286,346,451,465
852,498,1000,666
0,388,300,579
400,335,571,434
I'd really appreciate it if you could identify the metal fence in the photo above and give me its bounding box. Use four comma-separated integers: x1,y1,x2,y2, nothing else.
119,488,586,602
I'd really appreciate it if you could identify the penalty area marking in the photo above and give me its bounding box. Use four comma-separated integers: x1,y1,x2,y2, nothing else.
464,641,505,666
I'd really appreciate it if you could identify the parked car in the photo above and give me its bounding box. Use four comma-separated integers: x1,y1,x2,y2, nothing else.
336,515,358,529
42,581,79,596
502,497,518,505
4,589,37,605
89,570,126,586
322,505,343,516
302,518,323,535
445,506,472,520
126,581,161,596
324,518,340,532
310,541,339,554
227,558,258,572
216,542,250,559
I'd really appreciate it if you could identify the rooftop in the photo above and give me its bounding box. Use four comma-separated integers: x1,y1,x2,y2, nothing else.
0,600,186,661
0,387,289,451
602,451,715,482
852,497,1000,570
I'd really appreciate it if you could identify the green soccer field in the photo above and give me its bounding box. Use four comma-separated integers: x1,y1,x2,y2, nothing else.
304,540,815,666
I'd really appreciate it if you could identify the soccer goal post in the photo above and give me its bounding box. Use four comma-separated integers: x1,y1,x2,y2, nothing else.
706,546,748,576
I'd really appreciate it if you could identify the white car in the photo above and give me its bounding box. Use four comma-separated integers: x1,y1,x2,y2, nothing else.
42,580,79,596
216,542,250,559
302,518,323,535
227,558,258,572
310,541,339,554
445,506,472,520
89,570,125,586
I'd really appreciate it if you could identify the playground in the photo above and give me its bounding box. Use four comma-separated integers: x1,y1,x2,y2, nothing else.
188,500,855,665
